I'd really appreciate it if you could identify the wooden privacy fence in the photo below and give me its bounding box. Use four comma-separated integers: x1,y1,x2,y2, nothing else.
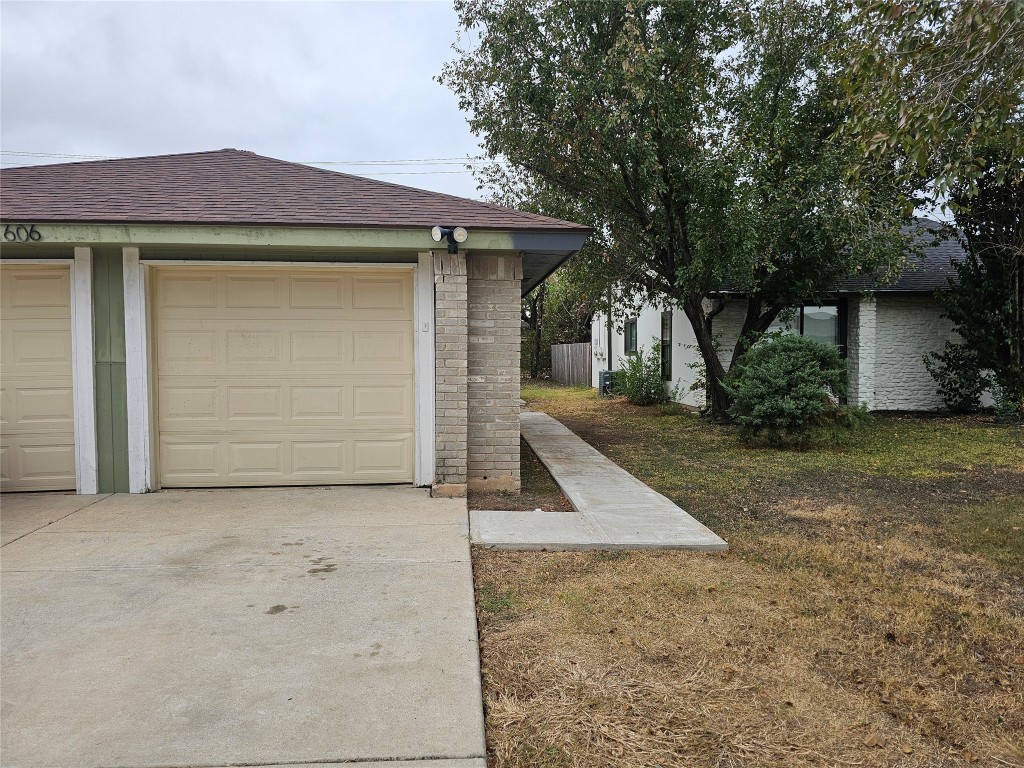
551,342,592,386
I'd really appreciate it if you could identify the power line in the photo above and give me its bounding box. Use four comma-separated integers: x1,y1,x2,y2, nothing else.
0,150,501,168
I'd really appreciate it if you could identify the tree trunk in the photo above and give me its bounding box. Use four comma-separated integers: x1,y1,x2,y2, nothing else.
528,284,546,379
683,299,731,420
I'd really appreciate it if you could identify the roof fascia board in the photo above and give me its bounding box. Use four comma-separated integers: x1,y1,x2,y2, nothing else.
0,221,530,252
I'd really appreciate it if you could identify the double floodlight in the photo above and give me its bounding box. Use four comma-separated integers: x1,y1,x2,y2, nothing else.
430,225,468,254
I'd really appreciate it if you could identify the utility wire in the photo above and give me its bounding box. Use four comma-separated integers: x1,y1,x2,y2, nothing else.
0,150,501,169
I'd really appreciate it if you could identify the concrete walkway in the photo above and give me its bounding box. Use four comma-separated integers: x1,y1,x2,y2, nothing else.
1,487,486,768
471,411,728,551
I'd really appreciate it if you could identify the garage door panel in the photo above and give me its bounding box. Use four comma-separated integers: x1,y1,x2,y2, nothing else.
291,441,345,475
226,387,284,421
1,436,76,491
1,265,76,492
159,378,412,429
289,275,345,308
4,270,70,311
225,275,281,308
156,323,411,373
159,274,218,308
353,438,412,476
291,386,346,420
13,385,75,427
351,275,412,312
159,441,221,482
352,385,411,420
225,330,282,363
154,267,414,487
290,331,345,364
157,432,413,487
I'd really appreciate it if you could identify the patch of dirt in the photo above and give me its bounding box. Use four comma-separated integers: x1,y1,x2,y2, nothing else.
468,438,571,512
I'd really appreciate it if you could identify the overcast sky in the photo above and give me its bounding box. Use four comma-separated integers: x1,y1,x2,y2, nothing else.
0,0,490,199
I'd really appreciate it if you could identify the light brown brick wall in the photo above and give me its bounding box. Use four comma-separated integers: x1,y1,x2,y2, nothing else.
433,251,468,495
466,254,522,493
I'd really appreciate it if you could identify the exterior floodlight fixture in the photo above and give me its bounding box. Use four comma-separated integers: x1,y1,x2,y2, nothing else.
430,225,468,254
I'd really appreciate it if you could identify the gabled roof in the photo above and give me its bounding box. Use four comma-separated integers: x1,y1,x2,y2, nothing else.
0,148,590,233
838,218,964,293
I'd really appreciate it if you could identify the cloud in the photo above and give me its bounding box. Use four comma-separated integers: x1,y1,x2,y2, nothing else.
0,0,486,199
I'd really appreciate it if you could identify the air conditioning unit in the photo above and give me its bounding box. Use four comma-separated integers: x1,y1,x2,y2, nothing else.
598,370,615,397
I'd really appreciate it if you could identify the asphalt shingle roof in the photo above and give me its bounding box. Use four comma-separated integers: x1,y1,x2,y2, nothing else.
838,219,965,293
0,149,590,233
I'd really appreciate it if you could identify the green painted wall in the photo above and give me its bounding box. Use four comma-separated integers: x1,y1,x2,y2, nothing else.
92,249,129,493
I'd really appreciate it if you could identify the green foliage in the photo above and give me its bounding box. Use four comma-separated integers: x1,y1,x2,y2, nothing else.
844,0,1024,201
615,340,670,406
992,382,1024,424
441,0,912,417
924,342,990,414
939,155,1024,412
522,258,609,377
725,334,851,446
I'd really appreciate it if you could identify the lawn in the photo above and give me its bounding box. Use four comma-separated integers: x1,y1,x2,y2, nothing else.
474,382,1024,768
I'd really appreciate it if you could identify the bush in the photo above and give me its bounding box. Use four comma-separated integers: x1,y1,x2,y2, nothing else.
725,334,850,447
992,382,1024,424
923,342,990,413
615,340,670,406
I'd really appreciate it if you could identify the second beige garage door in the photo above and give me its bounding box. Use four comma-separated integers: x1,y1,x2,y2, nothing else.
153,266,415,487
0,264,76,492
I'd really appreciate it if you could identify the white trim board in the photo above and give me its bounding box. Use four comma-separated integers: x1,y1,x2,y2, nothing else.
123,247,154,492
414,252,436,487
71,249,99,494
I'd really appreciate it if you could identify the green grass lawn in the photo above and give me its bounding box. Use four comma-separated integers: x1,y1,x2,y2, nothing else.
474,382,1024,767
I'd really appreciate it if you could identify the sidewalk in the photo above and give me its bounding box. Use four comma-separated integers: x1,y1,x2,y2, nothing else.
470,411,728,551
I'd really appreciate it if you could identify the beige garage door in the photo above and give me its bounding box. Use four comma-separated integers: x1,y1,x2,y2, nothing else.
153,266,415,487
0,264,76,492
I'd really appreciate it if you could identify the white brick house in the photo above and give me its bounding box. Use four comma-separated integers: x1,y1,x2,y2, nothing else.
592,225,973,412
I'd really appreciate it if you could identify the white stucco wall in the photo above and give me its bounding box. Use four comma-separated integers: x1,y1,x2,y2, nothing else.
592,294,964,412
591,304,705,408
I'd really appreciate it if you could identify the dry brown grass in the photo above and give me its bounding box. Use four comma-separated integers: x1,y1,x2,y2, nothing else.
474,385,1024,767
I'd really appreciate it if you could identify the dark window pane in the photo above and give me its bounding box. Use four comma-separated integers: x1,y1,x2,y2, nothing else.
661,311,672,379
802,305,839,346
625,319,638,354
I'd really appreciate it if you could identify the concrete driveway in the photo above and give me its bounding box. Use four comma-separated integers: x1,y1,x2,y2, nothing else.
0,488,485,768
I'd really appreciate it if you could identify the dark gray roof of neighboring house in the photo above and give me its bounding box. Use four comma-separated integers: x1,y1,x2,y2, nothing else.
837,218,964,293
0,149,591,233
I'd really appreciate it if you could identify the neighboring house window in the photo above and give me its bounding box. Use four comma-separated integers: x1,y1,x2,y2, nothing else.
624,318,638,355
661,311,672,380
764,302,847,356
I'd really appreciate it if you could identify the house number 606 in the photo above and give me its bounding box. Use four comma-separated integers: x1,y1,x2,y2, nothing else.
3,224,43,242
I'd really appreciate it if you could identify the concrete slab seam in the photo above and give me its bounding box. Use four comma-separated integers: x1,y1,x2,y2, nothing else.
0,493,112,549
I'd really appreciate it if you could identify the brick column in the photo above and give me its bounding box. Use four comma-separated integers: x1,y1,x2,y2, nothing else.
467,254,523,493
432,251,469,497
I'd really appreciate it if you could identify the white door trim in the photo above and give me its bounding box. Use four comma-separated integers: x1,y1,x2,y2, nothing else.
71,249,99,494
1,255,97,494
414,252,436,487
123,247,154,492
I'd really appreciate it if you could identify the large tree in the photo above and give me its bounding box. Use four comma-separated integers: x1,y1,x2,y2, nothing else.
844,0,1024,200
844,1,1024,412
478,163,617,379
941,153,1024,410
441,0,911,417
